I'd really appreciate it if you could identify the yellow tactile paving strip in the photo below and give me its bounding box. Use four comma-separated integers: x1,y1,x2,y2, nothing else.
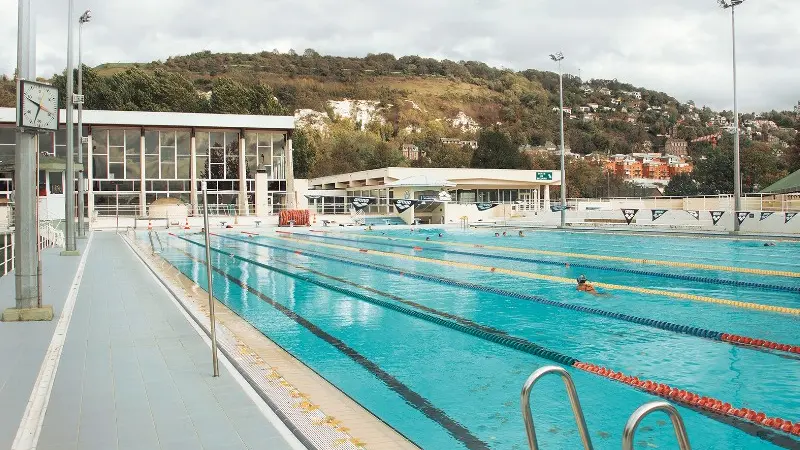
275,235,800,316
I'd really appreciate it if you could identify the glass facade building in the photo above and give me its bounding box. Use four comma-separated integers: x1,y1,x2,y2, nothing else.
0,108,295,218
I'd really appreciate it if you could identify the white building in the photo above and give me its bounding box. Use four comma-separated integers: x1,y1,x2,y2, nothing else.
0,108,295,220
302,167,562,224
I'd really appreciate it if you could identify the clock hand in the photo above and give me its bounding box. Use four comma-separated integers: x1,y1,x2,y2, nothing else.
38,91,51,114
24,94,43,109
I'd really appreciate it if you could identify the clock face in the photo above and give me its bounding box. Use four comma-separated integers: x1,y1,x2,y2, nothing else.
19,80,59,132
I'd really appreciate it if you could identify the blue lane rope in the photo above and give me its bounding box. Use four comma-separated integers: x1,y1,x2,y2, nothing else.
216,234,730,342
294,232,800,294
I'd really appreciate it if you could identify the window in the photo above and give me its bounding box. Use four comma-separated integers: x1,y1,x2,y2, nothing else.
144,130,190,180
92,128,140,180
244,132,286,180
196,131,239,180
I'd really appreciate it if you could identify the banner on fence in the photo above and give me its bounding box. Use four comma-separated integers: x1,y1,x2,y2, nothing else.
622,209,639,225
350,197,375,211
710,211,725,226
736,211,750,226
393,199,418,213
760,212,774,221
786,212,797,224
651,209,667,221
686,210,700,220
476,203,498,212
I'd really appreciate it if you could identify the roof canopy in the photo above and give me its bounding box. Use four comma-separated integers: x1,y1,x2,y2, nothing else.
385,175,456,188
760,169,800,194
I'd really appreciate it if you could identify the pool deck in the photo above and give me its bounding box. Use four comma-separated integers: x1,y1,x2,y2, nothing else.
1,230,418,450
0,232,303,450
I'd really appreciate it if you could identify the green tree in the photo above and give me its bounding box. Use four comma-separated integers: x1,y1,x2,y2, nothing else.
291,128,316,179
664,173,699,196
471,129,521,169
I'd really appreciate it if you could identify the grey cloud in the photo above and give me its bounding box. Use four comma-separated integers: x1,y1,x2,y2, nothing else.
1,0,797,111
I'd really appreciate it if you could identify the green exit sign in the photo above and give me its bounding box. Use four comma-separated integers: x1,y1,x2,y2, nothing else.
535,172,553,181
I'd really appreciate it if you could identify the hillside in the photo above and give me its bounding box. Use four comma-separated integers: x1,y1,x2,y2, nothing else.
1,50,797,196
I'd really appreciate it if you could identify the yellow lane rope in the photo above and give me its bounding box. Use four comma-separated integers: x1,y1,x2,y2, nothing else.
335,232,800,279
276,235,800,315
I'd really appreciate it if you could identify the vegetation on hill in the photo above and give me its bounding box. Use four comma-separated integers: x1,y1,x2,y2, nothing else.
0,49,797,198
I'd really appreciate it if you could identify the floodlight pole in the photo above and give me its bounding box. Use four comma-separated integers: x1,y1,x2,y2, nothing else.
77,10,90,238
551,52,567,227
721,0,744,231
62,0,78,255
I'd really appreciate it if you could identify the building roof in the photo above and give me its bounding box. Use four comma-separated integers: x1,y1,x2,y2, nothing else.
385,175,456,188
0,108,294,130
760,169,800,194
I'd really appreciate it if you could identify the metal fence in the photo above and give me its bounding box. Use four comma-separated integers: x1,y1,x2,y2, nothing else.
0,232,13,277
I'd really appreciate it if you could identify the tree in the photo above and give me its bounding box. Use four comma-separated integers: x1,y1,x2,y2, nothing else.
471,129,521,169
664,173,699,196
292,129,316,179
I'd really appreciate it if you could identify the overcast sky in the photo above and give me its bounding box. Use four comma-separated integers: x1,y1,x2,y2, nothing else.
1,0,798,112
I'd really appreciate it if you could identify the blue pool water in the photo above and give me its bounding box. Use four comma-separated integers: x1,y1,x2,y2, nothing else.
150,228,799,450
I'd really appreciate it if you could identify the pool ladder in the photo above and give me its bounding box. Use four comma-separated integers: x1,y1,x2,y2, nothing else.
148,230,164,255
521,366,692,450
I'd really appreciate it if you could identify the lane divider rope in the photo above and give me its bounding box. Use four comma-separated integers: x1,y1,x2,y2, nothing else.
271,233,800,315
292,232,800,294
331,231,800,278
172,233,800,444
216,234,799,356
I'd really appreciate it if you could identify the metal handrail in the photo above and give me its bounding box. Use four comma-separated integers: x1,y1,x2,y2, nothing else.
154,231,164,252
521,366,593,450
622,401,691,450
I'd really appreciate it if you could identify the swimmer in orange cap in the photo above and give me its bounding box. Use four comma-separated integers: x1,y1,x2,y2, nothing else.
577,275,608,296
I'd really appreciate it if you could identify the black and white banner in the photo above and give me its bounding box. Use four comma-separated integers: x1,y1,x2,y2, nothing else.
476,203,498,212
622,209,639,225
304,194,322,200
686,210,700,221
550,204,569,212
651,209,668,221
736,212,750,226
350,197,375,212
760,212,774,221
710,211,725,226
786,212,798,223
393,199,418,213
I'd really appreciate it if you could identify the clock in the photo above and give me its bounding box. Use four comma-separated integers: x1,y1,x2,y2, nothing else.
17,80,59,132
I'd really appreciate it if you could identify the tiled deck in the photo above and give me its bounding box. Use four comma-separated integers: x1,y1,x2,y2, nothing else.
1,232,301,450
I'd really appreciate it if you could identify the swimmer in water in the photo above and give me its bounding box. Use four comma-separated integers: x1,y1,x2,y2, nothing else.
495,232,500,237
518,230,525,237
367,225,373,231
764,242,775,247
502,231,507,237
426,236,431,241
576,275,603,296
438,233,443,238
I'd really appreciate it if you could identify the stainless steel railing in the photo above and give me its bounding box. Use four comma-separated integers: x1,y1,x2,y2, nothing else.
521,366,594,450
622,401,691,450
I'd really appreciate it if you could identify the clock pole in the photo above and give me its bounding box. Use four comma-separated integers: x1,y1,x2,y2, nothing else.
3,0,50,320
62,0,78,256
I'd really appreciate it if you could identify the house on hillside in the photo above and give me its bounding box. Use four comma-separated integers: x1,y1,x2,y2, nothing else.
664,137,688,157
401,144,421,161
598,87,612,96
623,91,642,100
581,84,594,94
587,103,600,111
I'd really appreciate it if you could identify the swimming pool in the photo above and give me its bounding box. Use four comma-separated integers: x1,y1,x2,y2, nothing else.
151,227,799,449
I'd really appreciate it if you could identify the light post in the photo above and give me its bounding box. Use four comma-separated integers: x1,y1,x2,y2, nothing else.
718,0,745,232
62,0,78,255
550,52,566,227
76,9,90,238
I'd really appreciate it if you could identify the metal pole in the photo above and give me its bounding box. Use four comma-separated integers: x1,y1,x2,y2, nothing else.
202,181,219,377
115,184,119,233
558,60,566,228
731,4,742,232
76,15,86,238
62,0,77,254
13,0,40,309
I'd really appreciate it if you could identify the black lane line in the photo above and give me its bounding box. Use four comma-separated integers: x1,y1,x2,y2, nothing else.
169,243,491,450
261,255,509,336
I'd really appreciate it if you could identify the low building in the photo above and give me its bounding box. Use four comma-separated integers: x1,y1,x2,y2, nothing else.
0,107,295,219
302,167,562,224
440,138,478,150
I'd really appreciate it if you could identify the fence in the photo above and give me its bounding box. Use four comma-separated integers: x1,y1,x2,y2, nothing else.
0,232,13,277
